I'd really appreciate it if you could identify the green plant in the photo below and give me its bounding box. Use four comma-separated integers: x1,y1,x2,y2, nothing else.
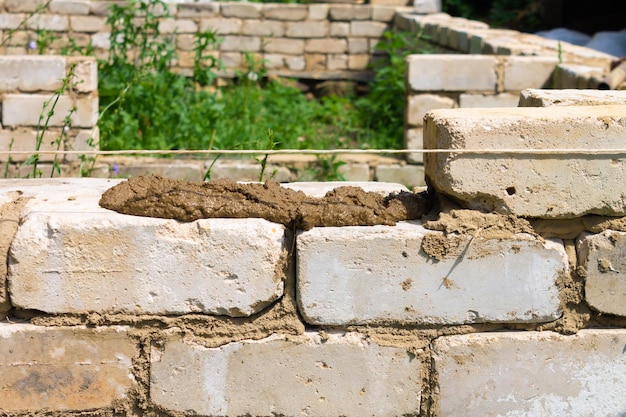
314,154,346,181
256,129,279,182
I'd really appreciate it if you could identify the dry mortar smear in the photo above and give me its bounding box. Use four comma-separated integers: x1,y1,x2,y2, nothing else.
99,176,433,230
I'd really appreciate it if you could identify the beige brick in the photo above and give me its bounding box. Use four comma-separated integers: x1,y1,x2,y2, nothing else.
286,21,328,38
407,93,456,127
330,22,349,37
49,0,89,14
2,94,97,128
375,164,425,188
264,4,308,21
329,5,372,21
578,231,626,316
91,32,110,49
328,53,348,70
69,15,106,33
425,105,626,217
552,64,605,89
176,2,220,18
285,55,305,71
65,127,98,162
348,54,370,70
88,1,113,15
519,88,626,107
0,56,66,92
220,35,261,52
5,0,47,12
371,5,400,21
26,14,69,31
405,127,423,164
151,333,423,416
0,128,60,162
433,330,626,416
407,55,497,92
504,56,559,91
458,92,519,108
201,18,242,35
158,18,198,34
263,53,285,69
0,13,26,29
308,4,329,20
305,53,326,71
350,21,388,37
263,38,304,55
338,163,370,181
221,3,262,19
242,19,284,37
220,52,242,68
69,57,98,93
0,323,137,412
176,33,195,51
305,38,346,53
348,37,368,53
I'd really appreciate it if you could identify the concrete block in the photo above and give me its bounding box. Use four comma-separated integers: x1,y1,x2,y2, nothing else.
308,4,329,20
371,5,399,22
375,164,425,188
458,92,519,108
7,180,285,316
328,53,348,70
0,56,65,92
26,14,69,31
0,128,61,162
407,55,497,92
553,63,605,89
264,38,304,55
297,221,564,325
405,127,423,164
424,105,626,217
330,22,349,37
220,35,261,52
220,2,262,19
433,329,626,416
176,2,220,18
158,18,198,34
3,94,97,128
242,19,284,37
329,5,372,21
503,56,559,91
286,21,328,38
49,0,90,15
69,56,98,93
350,21,388,38
406,93,456,127
201,18,242,35
264,4,309,21
286,55,305,71
305,38,347,54
349,54,370,70
337,162,370,181
5,0,47,13
519,88,626,107
578,230,626,316
151,332,423,416
69,15,106,33
0,13,26,29
348,37,369,54
0,323,137,412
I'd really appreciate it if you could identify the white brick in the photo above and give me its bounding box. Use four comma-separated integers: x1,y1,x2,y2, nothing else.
0,323,137,412
158,18,198,34
3,94,97,128
329,5,372,21
503,56,559,91
151,332,423,416
458,92,519,108
0,56,66,92
263,38,304,54
433,329,626,417
0,13,26,29
308,4,329,20
350,21,387,37
375,164,425,188
220,3,262,19
7,180,285,316
425,105,626,217
49,0,90,15
69,15,106,33
407,55,497,92
406,93,456,126
69,57,98,93
0,128,61,162
519,88,626,107
405,127,423,164
26,14,69,31
220,35,261,52
578,230,626,316
264,4,308,21
286,21,328,38
297,222,565,325
201,18,242,35
305,38,346,53
242,19,284,37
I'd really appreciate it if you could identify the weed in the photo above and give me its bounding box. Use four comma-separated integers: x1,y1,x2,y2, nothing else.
256,129,279,182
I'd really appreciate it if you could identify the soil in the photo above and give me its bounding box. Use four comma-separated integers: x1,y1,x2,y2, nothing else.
99,176,433,230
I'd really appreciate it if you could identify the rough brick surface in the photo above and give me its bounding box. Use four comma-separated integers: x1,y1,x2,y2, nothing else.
297,222,565,325
578,230,626,316
0,323,137,412
375,164,425,187
0,56,66,92
406,93,456,127
433,329,626,416
519,88,626,107
503,56,559,91
3,94,98,128
7,179,285,316
458,92,519,108
151,332,423,416
407,55,497,92
424,105,626,217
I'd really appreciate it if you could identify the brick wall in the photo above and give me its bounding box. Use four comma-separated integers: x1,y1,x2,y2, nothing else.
2,89,626,416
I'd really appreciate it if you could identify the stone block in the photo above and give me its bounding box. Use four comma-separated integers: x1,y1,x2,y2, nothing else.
242,19,284,37
0,323,137,412
158,18,198,34
26,14,69,31
8,181,286,316
0,13,26,29
49,0,90,15
69,56,98,93
405,127,423,164
177,2,220,17
286,55,305,71
503,56,559,91
329,5,371,21
330,22,349,37
0,56,65,92
407,55,497,92
577,230,626,316
348,54,370,70
519,88,626,107
151,332,423,416
433,329,626,416
424,105,626,217
69,15,106,33
298,221,565,325
201,18,242,35
286,21,328,38
3,94,98,128
0,128,60,162
375,164,425,188
264,4,308,21
327,53,348,70
552,64,605,89
350,21,388,37
308,4,329,20
406,93,456,127
305,53,326,71
263,53,285,69
371,5,401,22
305,38,346,54
220,3,262,19
263,38,304,55
458,92,519,108
337,162,370,181
220,35,261,52
5,0,47,12
348,37,369,54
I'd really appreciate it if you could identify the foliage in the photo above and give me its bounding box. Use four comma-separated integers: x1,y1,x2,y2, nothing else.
442,0,544,32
